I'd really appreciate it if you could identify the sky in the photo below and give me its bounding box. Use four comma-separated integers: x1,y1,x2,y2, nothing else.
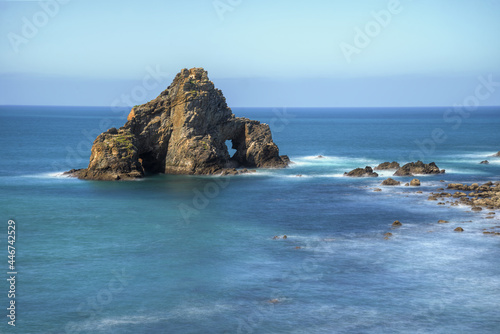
0,0,499,107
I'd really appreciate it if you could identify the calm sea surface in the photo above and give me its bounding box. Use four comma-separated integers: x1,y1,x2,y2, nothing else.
1,106,499,333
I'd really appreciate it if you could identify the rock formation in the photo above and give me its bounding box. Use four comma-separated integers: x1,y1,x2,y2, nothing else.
375,161,400,170
71,68,288,180
410,178,421,186
393,161,443,177
381,178,400,186
480,160,489,164
344,166,378,177
492,151,500,157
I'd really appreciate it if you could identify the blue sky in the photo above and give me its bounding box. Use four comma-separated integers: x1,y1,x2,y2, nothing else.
1,0,499,107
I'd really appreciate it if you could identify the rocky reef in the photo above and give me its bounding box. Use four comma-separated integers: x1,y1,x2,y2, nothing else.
70,68,288,180
428,181,500,210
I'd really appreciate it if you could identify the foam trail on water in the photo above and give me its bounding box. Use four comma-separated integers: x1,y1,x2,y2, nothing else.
21,172,71,178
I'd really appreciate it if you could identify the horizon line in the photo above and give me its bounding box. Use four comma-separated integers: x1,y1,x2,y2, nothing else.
1,104,500,109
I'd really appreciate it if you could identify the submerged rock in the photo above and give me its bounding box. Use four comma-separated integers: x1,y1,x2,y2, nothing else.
394,161,443,177
454,227,464,232
344,166,378,177
70,68,288,180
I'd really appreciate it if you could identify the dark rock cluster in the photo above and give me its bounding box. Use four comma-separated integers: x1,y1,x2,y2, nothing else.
374,161,400,170
393,161,444,177
344,166,378,177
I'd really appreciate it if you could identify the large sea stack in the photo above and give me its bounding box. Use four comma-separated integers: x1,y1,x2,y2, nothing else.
73,68,288,180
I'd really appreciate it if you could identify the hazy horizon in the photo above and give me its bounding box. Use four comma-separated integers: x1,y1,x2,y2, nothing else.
1,0,500,107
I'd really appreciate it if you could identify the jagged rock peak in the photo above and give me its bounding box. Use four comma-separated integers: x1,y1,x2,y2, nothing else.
71,67,289,180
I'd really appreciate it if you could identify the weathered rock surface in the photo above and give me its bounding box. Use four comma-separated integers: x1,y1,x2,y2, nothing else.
375,161,400,170
394,161,443,177
344,166,378,177
381,178,400,186
410,179,421,186
70,68,288,180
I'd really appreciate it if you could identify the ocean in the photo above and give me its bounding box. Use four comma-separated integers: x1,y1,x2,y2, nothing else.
1,105,499,334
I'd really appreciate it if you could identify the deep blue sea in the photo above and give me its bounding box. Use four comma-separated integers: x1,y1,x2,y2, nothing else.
1,105,500,334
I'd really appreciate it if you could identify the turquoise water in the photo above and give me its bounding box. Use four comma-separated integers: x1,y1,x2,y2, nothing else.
1,106,500,333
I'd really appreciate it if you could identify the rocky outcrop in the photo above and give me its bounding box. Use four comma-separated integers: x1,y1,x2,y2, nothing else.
492,151,500,157
344,166,378,177
410,178,421,186
70,68,288,180
480,160,489,164
375,161,400,170
381,178,400,186
394,161,443,176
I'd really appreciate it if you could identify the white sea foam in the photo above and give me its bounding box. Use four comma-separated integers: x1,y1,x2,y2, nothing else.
73,303,233,331
440,168,487,175
20,171,71,179
444,152,498,159
290,155,379,167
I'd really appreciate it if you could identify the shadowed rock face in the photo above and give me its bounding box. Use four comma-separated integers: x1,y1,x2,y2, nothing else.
73,68,288,180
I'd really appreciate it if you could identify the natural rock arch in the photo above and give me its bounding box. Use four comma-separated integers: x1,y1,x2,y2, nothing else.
72,68,289,180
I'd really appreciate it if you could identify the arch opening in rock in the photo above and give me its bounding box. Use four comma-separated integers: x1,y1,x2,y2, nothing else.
225,140,237,159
